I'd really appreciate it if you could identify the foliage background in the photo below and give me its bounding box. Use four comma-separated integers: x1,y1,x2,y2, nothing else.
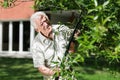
1,0,120,79
34,0,120,79
34,0,120,62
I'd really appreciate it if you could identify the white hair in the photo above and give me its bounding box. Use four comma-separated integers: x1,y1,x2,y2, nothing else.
30,11,48,29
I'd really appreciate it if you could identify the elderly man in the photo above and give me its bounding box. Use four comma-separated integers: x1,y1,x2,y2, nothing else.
30,11,77,80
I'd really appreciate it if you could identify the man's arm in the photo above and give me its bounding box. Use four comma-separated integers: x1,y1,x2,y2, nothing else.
69,30,80,53
38,65,60,76
69,42,75,53
38,65,55,76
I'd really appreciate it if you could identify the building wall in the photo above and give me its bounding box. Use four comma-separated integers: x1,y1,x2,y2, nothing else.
0,0,34,51
0,0,34,21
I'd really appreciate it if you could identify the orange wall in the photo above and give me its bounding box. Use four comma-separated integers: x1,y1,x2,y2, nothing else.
0,0,34,20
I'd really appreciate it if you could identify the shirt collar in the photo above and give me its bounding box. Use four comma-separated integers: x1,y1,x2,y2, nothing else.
38,32,55,44
38,32,47,43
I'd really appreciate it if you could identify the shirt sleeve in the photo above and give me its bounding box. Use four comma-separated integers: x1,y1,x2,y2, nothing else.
31,43,45,68
59,25,73,40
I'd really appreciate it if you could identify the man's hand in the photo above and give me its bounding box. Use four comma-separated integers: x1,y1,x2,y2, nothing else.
74,30,80,38
53,67,61,73
53,67,61,78
38,65,61,76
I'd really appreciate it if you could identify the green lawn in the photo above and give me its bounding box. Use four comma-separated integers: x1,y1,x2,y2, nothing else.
0,58,43,80
0,57,120,80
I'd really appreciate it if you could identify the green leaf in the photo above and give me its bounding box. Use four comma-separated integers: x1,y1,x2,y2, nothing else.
94,0,98,7
88,9,98,14
103,16,115,25
3,1,8,8
103,1,109,8
94,15,98,20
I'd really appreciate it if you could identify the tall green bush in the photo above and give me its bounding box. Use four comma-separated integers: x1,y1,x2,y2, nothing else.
35,0,120,79
34,0,120,62
77,0,120,63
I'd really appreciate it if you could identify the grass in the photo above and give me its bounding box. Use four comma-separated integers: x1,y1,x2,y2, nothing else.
0,57,43,80
0,57,120,80
75,66,120,80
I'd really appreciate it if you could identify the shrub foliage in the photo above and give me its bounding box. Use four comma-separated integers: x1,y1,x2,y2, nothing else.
34,0,120,79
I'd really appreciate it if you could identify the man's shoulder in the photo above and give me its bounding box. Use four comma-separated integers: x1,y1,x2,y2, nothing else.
52,24,67,27
32,34,41,47
52,24,63,29
52,24,69,31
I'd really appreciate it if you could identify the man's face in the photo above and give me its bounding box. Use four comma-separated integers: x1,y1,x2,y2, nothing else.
36,15,52,38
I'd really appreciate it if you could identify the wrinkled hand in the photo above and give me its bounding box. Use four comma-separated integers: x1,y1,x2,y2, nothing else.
53,67,61,73
52,67,61,77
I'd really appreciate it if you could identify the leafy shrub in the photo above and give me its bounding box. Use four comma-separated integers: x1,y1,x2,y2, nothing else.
34,0,120,79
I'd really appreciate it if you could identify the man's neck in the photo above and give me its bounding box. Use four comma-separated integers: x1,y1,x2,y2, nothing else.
40,32,53,40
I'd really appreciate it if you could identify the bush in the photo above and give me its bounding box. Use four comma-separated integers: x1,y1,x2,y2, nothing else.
34,0,120,79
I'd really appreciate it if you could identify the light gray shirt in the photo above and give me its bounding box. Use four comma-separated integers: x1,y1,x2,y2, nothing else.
31,24,72,68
